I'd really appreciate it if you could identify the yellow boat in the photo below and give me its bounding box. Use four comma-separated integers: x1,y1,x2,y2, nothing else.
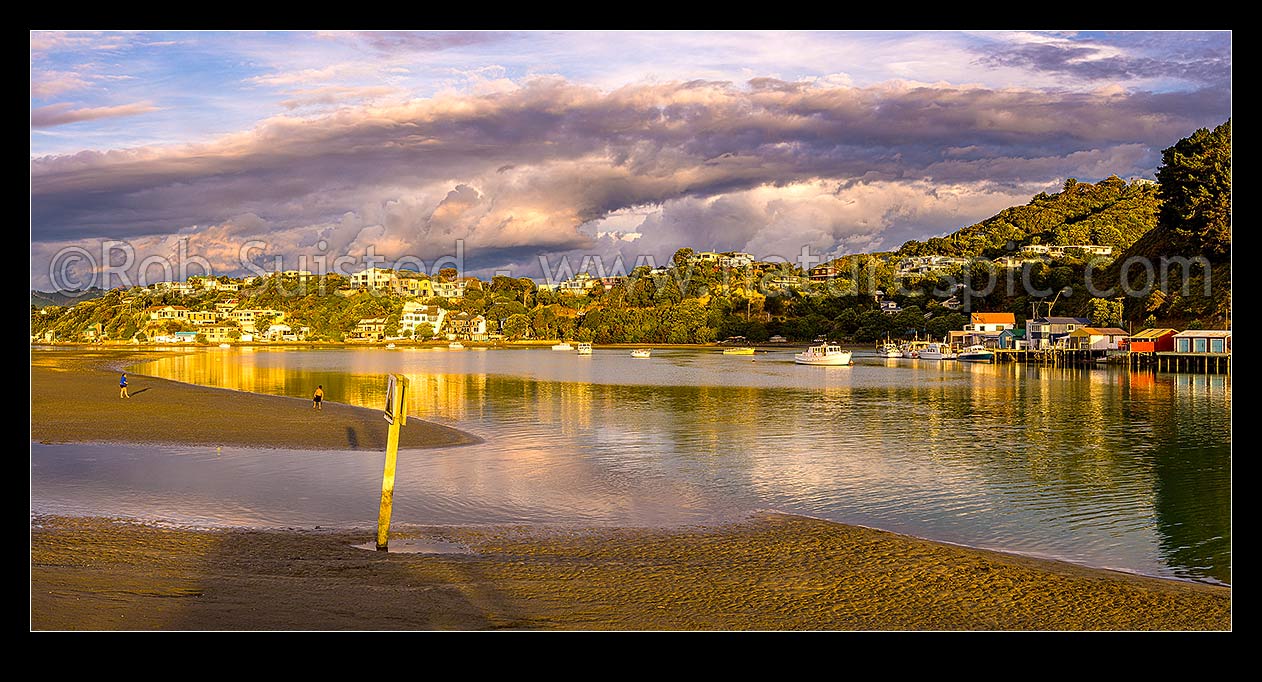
723,347,756,355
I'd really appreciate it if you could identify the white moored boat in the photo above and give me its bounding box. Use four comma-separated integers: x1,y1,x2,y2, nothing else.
218,343,231,349
386,343,396,349
576,343,593,355
794,343,852,366
917,342,954,360
551,342,574,351
877,342,902,358
448,341,464,349
957,344,995,363
630,348,652,358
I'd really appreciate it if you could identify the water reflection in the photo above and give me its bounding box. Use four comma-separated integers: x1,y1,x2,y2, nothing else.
43,348,1229,584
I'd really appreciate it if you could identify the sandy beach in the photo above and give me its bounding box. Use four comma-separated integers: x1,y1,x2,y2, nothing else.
31,348,479,451
30,348,1231,630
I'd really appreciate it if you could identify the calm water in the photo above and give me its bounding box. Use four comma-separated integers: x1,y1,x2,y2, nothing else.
31,347,1231,584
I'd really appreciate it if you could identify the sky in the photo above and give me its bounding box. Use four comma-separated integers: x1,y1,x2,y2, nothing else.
30,30,1231,290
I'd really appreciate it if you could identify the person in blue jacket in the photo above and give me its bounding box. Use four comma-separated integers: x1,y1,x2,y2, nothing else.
120,372,130,399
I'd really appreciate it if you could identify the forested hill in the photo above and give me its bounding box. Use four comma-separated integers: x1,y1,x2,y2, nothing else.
1102,120,1231,328
896,175,1159,259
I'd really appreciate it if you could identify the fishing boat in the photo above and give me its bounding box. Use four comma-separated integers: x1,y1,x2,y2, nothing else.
918,342,954,360
551,341,574,351
723,346,755,355
218,343,231,349
901,340,932,358
448,341,465,350
794,342,853,366
576,342,593,355
630,348,652,358
957,344,995,362
385,343,396,349
877,342,902,358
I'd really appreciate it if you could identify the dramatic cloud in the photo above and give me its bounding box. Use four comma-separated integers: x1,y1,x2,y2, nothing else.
30,101,160,128
31,73,1230,289
975,31,1231,87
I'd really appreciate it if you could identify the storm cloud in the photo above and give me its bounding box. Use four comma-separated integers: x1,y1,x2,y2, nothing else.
31,75,1230,288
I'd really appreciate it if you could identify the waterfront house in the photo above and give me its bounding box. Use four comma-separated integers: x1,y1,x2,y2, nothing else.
1027,316,1091,349
998,328,1026,349
768,335,788,343
1128,328,1178,353
1019,244,1051,256
966,312,1016,333
215,300,239,317
202,325,239,343
353,317,388,342
448,312,489,341
1172,330,1231,354
229,308,284,333
1066,327,1130,351
187,310,219,325
878,299,903,314
174,331,199,343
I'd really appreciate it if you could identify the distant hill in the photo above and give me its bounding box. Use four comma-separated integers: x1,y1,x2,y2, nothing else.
896,175,1160,259
31,288,107,308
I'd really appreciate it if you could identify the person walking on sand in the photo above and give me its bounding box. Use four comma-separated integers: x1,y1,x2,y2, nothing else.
119,373,130,399
313,385,324,410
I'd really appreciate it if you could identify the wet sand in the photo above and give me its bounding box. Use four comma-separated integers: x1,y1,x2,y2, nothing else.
31,514,1229,631
31,348,480,450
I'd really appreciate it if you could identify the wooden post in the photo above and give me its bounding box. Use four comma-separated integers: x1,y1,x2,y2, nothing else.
376,374,408,551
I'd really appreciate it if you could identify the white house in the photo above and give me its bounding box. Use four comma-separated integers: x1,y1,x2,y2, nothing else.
719,252,754,268
965,312,1016,333
350,267,396,289
431,280,467,299
401,301,446,337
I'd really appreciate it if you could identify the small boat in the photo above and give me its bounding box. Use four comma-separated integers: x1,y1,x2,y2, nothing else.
218,343,231,349
576,343,593,355
901,340,932,358
877,342,902,358
957,344,995,363
630,348,652,358
794,343,852,366
448,341,465,350
723,347,755,355
918,342,954,360
551,342,574,351
386,343,396,349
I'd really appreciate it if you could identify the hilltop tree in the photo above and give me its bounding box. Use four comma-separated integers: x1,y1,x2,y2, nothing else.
1156,119,1231,259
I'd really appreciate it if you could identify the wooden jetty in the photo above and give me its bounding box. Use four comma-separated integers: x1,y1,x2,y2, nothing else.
993,348,1230,374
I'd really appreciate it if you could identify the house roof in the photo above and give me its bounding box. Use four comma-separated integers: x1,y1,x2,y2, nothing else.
1173,329,1232,338
1070,327,1129,336
1033,316,1090,324
970,312,1015,324
1130,328,1179,339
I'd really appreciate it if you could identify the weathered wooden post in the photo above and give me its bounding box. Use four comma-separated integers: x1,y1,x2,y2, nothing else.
376,373,409,551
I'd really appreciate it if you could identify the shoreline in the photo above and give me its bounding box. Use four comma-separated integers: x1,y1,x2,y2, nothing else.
31,348,481,451
31,513,1229,630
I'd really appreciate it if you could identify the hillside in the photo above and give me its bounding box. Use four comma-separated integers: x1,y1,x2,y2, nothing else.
1098,120,1231,329
896,175,1159,259
31,288,107,308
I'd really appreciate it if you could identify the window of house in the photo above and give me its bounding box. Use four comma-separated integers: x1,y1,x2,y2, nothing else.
1177,338,1190,353
1066,325,1075,331
1194,338,1207,353
1211,338,1225,353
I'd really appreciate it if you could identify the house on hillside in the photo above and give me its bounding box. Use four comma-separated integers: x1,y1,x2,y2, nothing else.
432,280,467,299
401,301,446,337
1173,330,1231,354
147,305,189,321
1128,328,1178,353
